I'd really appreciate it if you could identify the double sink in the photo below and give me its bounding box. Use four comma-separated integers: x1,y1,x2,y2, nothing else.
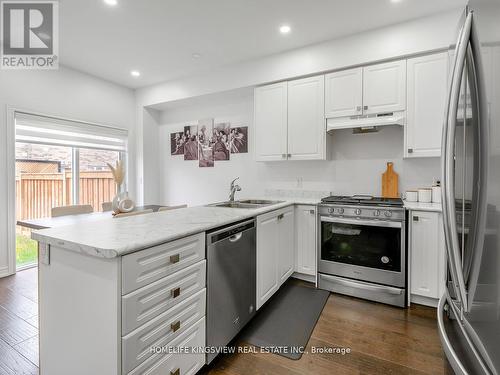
209,199,284,209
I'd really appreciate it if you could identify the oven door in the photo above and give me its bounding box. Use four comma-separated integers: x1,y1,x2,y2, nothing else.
319,216,405,287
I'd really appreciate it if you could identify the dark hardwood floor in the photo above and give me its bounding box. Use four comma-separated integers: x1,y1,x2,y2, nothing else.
0,268,38,375
0,271,447,375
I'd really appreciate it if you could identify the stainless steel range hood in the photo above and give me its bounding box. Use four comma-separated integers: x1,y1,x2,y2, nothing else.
327,111,405,132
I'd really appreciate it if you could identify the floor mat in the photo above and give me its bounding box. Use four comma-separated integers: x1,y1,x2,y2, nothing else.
240,281,329,360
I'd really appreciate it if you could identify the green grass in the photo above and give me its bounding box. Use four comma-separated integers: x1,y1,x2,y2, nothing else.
16,233,38,267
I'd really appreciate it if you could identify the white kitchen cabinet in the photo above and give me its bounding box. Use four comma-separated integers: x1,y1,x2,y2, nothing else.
287,75,326,160
324,60,406,119
278,207,295,283
325,68,363,118
37,234,207,375
405,52,449,158
410,211,446,305
256,210,280,307
256,206,295,309
295,205,317,276
362,60,406,115
254,82,288,161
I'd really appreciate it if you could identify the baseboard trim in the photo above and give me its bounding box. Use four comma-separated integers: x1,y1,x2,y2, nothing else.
292,272,316,283
411,294,439,308
0,266,13,279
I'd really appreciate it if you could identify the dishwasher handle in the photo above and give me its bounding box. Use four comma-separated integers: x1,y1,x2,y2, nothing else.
228,233,243,242
208,219,255,245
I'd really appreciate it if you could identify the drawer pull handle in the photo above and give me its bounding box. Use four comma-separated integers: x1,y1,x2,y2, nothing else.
170,254,180,264
171,320,181,332
170,369,180,375
171,287,181,298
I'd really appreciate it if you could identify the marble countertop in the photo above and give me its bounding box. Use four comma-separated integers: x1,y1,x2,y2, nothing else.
32,198,320,259
403,201,442,212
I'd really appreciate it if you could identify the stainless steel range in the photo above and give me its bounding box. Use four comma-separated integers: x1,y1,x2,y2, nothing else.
318,195,407,307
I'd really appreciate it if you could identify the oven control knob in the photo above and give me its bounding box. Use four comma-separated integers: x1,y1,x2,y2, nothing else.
381,256,390,264
384,211,392,217
328,207,334,214
354,208,361,216
374,210,381,217
338,208,344,214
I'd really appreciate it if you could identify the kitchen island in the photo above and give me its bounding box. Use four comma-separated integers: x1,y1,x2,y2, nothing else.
32,199,318,375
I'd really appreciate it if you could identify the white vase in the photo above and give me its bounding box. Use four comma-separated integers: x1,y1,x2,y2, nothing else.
112,191,135,214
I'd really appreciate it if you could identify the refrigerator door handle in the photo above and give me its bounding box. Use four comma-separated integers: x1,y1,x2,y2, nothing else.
462,14,490,312
437,294,468,375
441,11,472,312
438,292,494,375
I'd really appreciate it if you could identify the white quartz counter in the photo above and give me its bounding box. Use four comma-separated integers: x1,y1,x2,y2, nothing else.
32,198,320,259
404,201,442,212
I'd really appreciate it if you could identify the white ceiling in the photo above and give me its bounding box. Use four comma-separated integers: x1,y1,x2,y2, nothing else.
59,0,465,89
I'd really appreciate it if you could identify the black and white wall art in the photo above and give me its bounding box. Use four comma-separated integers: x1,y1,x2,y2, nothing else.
198,118,215,167
170,118,247,167
170,131,185,155
230,126,248,154
213,122,231,161
183,124,198,160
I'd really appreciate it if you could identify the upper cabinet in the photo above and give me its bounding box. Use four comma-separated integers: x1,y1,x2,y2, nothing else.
287,76,326,160
255,76,326,161
325,60,406,118
325,68,363,118
363,60,406,115
254,82,288,161
405,52,449,158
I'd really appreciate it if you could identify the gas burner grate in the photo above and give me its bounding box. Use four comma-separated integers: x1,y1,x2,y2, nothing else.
321,195,403,207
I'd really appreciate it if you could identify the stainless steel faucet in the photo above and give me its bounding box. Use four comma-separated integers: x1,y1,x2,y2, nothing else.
229,177,242,202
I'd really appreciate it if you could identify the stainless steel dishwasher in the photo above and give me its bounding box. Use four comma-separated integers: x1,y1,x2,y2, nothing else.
206,219,256,364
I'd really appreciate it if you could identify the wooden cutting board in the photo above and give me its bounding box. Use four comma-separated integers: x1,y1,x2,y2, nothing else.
382,162,399,198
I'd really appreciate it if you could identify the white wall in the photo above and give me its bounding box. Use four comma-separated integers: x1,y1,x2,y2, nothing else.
158,90,441,207
137,9,461,107
158,89,259,206
0,66,135,276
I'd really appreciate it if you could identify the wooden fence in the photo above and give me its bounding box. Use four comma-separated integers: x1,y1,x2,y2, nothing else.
16,171,116,221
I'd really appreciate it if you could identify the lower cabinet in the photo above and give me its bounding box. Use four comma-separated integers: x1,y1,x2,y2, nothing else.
256,206,295,310
37,232,207,375
409,210,446,305
295,205,317,276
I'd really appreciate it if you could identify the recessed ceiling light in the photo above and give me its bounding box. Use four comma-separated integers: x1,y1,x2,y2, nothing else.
104,0,118,6
192,53,201,59
130,70,140,77
391,0,403,3
279,25,291,34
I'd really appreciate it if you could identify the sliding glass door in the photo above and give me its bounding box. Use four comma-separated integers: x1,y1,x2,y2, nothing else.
78,147,120,212
15,142,74,269
14,112,127,270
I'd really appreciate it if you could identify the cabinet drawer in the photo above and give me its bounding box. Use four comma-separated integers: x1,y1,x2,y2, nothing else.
123,289,206,374
122,233,205,295
122,261,206,335
128,317,206,375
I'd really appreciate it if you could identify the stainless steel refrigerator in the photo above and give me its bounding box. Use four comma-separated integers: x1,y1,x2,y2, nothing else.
439,0,500,374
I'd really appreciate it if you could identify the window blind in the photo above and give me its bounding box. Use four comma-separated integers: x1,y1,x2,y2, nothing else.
15,112,128,151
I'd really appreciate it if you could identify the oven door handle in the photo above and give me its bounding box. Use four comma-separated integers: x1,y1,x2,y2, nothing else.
320,216,402,228
327,275,404,295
